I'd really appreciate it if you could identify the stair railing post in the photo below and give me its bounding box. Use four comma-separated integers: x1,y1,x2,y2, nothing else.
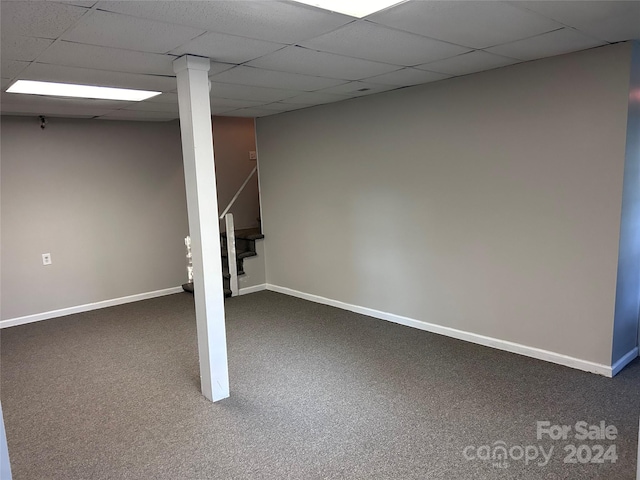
225,213,239,297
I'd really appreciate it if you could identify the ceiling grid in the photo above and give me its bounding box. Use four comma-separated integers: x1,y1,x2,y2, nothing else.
0,0,638,120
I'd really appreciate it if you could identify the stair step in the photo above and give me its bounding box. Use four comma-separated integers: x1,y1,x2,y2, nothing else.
233,228,262,238
222,268,245,277
237,233,264,241
221,230,263,241
182,282,232,299
221,249,257,260
183,228,262,298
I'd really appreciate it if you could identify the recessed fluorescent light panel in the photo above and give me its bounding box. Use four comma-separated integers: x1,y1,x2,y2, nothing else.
6,80,161,101
292,0,406,18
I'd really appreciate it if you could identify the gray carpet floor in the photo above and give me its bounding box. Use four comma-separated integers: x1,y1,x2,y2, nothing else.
1,290,639,479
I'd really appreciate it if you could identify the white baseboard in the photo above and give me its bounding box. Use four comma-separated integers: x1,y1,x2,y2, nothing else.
239,284,267,296
0,286,184,329
266,284,620,377
611,347,639,376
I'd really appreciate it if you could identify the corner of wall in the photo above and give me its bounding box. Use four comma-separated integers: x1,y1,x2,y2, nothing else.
611,40,640,370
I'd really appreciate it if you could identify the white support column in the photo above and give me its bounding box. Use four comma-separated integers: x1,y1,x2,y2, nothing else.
173,55,229,402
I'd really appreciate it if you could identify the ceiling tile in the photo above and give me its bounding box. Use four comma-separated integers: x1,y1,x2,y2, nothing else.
146,92,178,104
417,51,520,76
170,32,286,64
63,10,204,53
19,63,177,91
0,96,125,117
128,93,264,113
210,97,265,109
316,81,397,96
2,60,30,79
1,91,134,109
300,20,471,66
485,28,606,61
365,68,450,86
247,46,400,81
1,1,88,38
123,101,179,113
209,82,300,102
96,0,352,44
0,109,95,119
96,109,178,121
47,1,98,7
258,102,314,112
1,35,54,62
368,1,563,48
279,91,347,105
37,41,177,76
210,66,346,92
224,107,277,118
514,1,640,43
209,62,237,76
210,105,238,115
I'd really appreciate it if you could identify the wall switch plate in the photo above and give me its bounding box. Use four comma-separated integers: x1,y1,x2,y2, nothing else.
249,151,257,160
42,253,52,265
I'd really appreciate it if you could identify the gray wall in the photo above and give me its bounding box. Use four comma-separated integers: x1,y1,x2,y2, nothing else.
212,116,260,231
1,116,189,320
257,43,633,366
613,40,640,363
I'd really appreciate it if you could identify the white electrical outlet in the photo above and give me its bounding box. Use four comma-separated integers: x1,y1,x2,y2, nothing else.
42,253,52,265
249,151,257,160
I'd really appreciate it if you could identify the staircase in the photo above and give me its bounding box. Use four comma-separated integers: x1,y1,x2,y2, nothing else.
182,228,264,298
221,228,264,297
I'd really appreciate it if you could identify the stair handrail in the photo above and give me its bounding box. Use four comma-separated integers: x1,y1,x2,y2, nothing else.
219,166,257,220
219,165,258,297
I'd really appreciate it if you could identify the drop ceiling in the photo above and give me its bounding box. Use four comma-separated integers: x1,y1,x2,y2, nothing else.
1,0,638,121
